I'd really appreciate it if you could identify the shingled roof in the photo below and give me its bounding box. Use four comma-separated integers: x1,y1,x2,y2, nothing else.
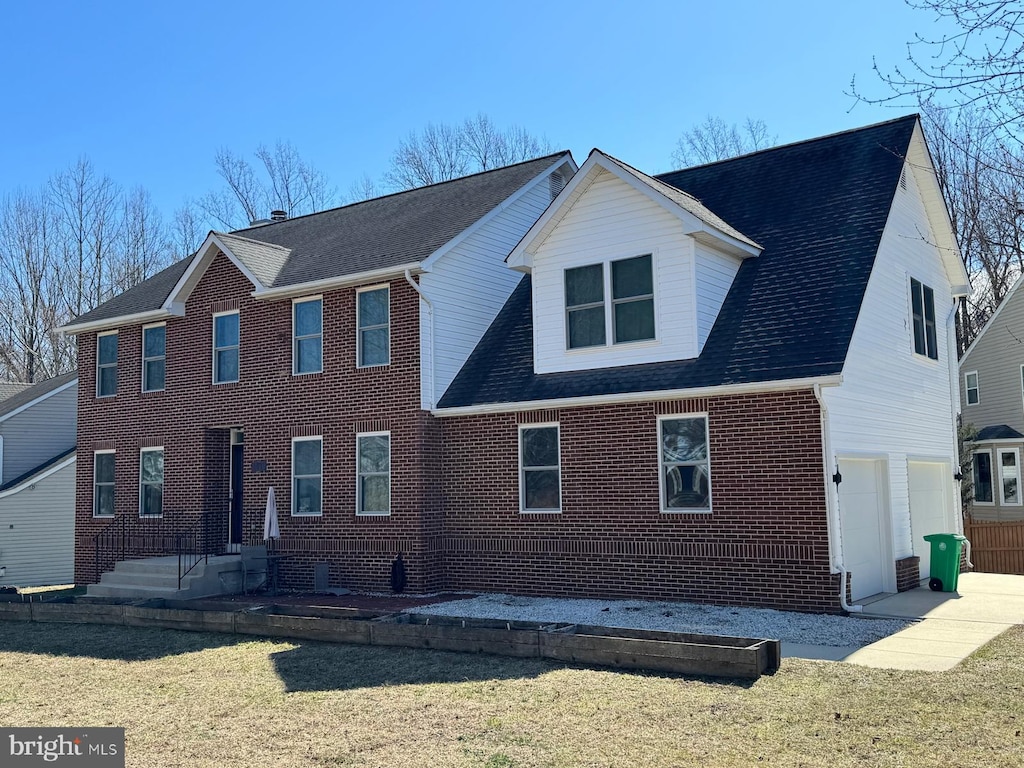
0,372,77,421
438,116,920,410
67,152,571,328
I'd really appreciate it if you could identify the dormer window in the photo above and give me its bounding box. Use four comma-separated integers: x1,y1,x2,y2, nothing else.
565,254,655,350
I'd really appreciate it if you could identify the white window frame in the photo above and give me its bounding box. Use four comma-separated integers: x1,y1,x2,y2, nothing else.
212,310,240,385
965,371,979,406
564,253,657,351
141,323,166,393
356,431,391,516
999,447,1022,506
290,436,321,520
138,447,164,518
518,423,562,513
292,297,323,376
972,449,995,506
93,449,116,518
96,330,118,398
658,414,712,514
356,285,391,368
910,277,938,360
1019,366,1024,418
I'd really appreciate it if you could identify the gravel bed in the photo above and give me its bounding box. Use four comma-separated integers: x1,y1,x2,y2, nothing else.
409,594,913,647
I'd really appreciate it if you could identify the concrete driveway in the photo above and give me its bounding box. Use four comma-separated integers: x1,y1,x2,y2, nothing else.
842,573,1024,671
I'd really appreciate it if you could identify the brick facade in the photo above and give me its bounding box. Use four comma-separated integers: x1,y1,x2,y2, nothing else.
439,391,842,613
74,253,843,612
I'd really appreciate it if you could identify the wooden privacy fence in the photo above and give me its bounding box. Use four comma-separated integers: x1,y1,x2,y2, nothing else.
964,516,1024,575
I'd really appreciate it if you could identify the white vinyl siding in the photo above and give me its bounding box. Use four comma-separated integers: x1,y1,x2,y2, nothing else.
531,169,699,374
420,177,554,407
0,382,77,486
694,244,742,351
0,459,76,587
823,156,959,563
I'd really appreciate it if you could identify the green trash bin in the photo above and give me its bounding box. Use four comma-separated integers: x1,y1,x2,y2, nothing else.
923,533,967,593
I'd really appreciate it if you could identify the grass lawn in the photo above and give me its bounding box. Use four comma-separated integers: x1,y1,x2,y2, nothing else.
0,620,1020,767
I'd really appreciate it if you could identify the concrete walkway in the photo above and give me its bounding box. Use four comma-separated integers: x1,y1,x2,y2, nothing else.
807,573,1024,671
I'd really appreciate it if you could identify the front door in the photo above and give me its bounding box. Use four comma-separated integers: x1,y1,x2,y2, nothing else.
229,437,244,550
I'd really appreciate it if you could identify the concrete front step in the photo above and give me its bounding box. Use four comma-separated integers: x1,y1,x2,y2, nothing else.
87,555,244,600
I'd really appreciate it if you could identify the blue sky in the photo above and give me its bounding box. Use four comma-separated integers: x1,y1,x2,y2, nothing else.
1,1,946,218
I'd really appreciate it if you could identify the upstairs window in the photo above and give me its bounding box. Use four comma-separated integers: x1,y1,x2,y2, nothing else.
293,297,323,375
142,324,166,392
910,278,938,359
965,371,979,406
357,287,390,367
659,416,711,513
213,311,240,384
565,255,655,350
96,331,118,397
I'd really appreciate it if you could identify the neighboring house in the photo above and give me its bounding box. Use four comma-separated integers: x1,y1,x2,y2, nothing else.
61,153,576,586
0,373,78,586
63,116,969,613
436,115,969,612
958,275,1024,521
0,382,32,402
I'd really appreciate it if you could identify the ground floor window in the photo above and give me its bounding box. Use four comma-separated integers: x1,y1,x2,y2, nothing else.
519,424,560,512
659,416,711,512
999,449,1021,506
292,436,323,516
94,451,115,517
357,432,390,515
973,450,993,504
139,447,163,517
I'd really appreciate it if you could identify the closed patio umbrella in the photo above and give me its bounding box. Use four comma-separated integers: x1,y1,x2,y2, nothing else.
264,486,280,548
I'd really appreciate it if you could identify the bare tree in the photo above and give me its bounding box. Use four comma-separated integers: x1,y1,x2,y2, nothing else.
172,200,206,260
854,0,1024,155
199,141,338,230
671,117,777,167
48,158,122,319
347,173,386,204
385,114,552,190
0,189,69,381
114,187,173,295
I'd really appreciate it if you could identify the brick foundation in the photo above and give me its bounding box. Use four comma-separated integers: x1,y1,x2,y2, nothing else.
895,556,921,592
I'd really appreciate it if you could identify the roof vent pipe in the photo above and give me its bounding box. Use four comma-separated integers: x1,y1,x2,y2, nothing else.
270,210,288,221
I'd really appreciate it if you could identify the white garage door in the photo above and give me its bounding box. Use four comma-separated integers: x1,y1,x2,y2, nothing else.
909,461,952,579
839,459,889,600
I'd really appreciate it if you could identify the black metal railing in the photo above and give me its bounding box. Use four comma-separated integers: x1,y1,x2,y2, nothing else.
176,511,226,588
94,512,228,587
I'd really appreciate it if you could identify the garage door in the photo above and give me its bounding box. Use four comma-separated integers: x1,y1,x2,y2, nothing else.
839,459,889,600
909,461,952,579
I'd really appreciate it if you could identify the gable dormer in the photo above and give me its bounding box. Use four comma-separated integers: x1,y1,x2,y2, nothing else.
507,151,760,375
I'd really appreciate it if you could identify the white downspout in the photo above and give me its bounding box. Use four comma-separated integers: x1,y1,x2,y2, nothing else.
946,296,974,567
814,382,862,613
404,269,435,409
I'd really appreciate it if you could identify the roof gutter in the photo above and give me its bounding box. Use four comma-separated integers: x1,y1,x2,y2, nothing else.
251,262,425,301
432,374,843,418
58,308,176,336
404,269,436,409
